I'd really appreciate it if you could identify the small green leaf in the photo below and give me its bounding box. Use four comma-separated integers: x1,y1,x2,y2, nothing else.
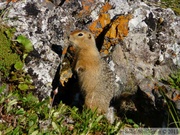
133,123,139,128
12,126,20,135
52,122,60,133
31,130,39,135
16,108,25,115
18,83,29,91
7,99,18,112
0,97,5,104
127,119,134,124
29,120,34,127
29,113,38,122
0,84,6,94
8,99,18,106
23,54,28,59
4,126,14,134
16,35,33,53
29,124,38,134
14,61,24,70
95,115,103,123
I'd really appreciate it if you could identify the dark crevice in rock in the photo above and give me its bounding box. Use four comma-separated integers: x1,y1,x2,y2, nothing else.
51,44,63,58
48,15,58,24
59,0,66,6
51,64,61,91
96,24,112,51
24,2,40,17
51,63,83,110
75,17,93,28
148,39,156,52
25,49,41,64
111,86,176,127
144,12,157,31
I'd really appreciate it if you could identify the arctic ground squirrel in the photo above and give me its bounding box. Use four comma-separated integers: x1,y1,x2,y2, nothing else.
69,30,120,123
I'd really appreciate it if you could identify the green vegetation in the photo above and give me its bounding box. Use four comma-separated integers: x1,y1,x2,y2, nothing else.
0,25,34,92
166,98,180,128
161,0,180,15
162,70,180,91
0,26,33,80
158,85,180,128
15,35,33,59
166,71,180,127
0,26,20,78
167,71,180,90
160,70,180,128
0,86,123,134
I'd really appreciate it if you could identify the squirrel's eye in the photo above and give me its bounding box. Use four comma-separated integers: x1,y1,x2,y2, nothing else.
78,33,83,36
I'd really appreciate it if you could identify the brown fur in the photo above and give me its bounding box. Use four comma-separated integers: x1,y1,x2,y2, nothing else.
69,30,119,114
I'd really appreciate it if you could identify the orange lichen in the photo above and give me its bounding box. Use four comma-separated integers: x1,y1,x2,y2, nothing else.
101,49,109,56
88,2,132,50
100,2,112,13
89,11,132,55
88,20,102,36
106,15,132,40
88,3,112,37
173,94,180,101
78,0,95,16
89,13,111,37
99,13,111,28
7,0,18,2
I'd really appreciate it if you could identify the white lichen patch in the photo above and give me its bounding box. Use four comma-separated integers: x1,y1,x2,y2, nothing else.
108,0,130,19
108,60,115,71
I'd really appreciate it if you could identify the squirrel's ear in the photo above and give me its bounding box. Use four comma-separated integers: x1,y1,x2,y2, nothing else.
88,34,91,39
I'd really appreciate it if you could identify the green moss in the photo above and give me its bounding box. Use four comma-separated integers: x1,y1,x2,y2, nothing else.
0,24,34,92
0,26,21,79
161,0,180,15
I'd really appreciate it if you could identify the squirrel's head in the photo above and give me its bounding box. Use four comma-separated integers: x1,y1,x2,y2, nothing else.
69,30,96,50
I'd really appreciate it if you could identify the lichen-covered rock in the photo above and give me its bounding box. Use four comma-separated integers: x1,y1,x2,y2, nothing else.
2,0,82,99
110,1,180,84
